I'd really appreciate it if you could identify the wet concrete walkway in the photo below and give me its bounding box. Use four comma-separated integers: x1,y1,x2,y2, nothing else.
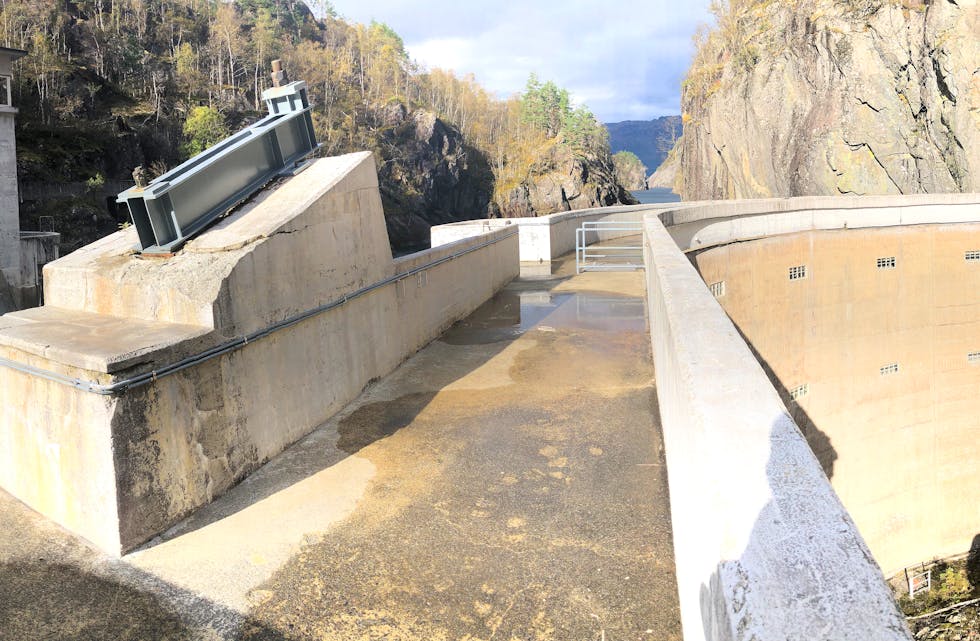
0,255,680,641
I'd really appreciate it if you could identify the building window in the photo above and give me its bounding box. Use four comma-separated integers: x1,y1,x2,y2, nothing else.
880,363,899,376
965,250,980,262
968,352,980,364
788,265,807,280
789,384,809,401
0,75,10,107
708,281,725,298
877,256,897,269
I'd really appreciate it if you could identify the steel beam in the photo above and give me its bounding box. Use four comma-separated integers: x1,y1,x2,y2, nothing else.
117,81,319,254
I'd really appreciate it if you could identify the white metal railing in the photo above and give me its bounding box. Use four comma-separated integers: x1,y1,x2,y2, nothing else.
905,563,933,598
575,221,644,273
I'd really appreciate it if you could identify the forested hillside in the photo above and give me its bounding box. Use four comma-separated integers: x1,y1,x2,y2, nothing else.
2,0,632,253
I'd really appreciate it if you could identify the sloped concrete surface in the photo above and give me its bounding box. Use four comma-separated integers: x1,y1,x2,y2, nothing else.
0,256,679,640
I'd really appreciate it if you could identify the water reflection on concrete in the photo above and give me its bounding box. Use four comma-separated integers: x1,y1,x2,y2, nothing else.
441,288,646,346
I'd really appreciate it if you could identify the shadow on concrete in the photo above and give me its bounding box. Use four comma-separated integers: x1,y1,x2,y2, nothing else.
0,557,293,641
734,325,838,480
145,260,592,543
967,534,980,588
698,418,910,640
336,392,439,455
683,248,838,481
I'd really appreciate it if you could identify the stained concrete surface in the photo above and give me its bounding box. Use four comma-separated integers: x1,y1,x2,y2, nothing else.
0,253,679,641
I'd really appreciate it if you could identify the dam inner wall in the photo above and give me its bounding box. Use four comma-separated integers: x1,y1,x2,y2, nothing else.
0,152,518,554
644,210,911,641
692,224,980,576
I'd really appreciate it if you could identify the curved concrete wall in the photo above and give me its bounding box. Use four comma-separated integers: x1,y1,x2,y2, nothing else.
644,213,910,641
693,224,980,575
646,193,980,640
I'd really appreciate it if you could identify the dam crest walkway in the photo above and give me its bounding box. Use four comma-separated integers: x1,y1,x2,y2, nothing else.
0,252,681,641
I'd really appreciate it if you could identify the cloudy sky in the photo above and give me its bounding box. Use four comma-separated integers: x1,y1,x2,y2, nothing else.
316,0,715,123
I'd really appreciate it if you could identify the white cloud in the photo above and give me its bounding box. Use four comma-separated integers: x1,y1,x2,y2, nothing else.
409,37,475,75
318,0,714,121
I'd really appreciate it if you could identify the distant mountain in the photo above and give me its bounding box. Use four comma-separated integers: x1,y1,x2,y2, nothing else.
605,117,682,176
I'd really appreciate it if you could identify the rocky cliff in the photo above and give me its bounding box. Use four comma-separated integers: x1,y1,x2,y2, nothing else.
613,151,649,191
496,143,637,216
678,0,979,200
647,147,679,190
373,104,494,254
373,103,635,253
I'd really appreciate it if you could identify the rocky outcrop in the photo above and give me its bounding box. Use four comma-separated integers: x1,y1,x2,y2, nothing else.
678,0,979,200
647,147,679,190
497,144,637,217
373,104,495,254
606,117,682,174
613,151,648,191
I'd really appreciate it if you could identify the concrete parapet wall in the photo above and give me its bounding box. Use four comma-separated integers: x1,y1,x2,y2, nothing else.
643,212,912,641
660,192,980,253
431,203,683,264
0,152,518,554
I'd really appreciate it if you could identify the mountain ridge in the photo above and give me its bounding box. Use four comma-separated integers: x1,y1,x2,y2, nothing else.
605,116,682,177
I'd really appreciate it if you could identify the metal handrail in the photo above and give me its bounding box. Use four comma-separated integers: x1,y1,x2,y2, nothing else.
576,221,644,273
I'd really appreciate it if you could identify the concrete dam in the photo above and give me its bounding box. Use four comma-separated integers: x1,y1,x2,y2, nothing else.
692,222,980,576
0,149,978,639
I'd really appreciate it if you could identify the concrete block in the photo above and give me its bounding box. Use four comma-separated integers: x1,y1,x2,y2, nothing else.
0,152,518,554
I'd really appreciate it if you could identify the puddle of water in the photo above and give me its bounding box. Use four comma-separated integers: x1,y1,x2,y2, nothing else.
336,392,437,454
441,289,646,345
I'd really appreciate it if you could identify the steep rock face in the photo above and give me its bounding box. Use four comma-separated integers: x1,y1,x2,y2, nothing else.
499,144,637,216
374,104,494,254
613,151,649,190
648,147,679,190
679,0,979,200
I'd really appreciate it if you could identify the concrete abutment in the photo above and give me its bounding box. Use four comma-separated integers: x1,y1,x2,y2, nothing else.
0,152,518,554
